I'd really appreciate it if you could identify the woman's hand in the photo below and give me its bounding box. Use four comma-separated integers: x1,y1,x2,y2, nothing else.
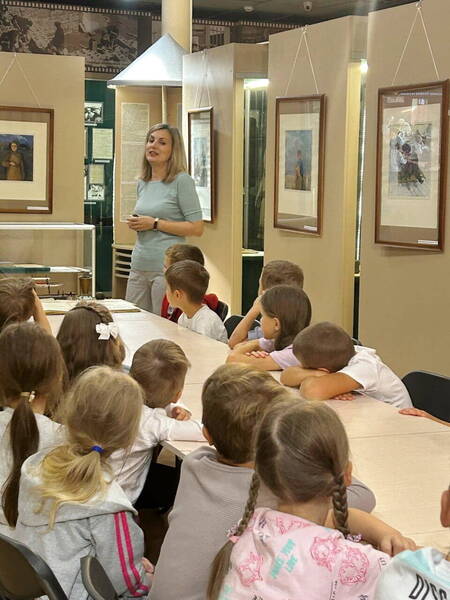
126,215,155,231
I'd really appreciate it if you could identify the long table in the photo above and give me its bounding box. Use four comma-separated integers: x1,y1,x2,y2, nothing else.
49,309,450,551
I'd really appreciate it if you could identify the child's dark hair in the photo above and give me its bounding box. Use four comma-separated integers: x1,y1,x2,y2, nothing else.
56,301,125,382
260,260,304,290
130,339,190,408
0,322,66,527
293,322,356,372
207,398,350,600
165,259,209,304
165,244,205,267
260,285,311,351
202,364,283,464
0,277,35,331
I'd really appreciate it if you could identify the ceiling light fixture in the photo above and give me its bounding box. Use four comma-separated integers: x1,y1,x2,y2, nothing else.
243,6,254,12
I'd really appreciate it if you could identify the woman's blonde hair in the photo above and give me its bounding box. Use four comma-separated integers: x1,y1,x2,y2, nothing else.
207,398,350,600
141,123,187,183
56,301,125,383
35,366,143,527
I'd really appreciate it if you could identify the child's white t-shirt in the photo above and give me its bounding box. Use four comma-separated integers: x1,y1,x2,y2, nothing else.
339,346,412,408
178,304,228,343
374,547,450,599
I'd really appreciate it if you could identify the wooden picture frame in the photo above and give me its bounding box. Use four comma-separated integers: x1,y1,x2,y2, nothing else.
375,80,449,250
188,106,215,223
0,106,54,214
274,95,326,234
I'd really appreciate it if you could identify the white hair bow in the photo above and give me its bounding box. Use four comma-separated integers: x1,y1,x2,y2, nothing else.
96,322,119,340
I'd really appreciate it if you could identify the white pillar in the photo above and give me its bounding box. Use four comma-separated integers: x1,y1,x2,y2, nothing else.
161,0,192,53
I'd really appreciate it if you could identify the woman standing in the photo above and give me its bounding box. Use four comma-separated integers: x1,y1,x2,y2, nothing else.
126,124,204,314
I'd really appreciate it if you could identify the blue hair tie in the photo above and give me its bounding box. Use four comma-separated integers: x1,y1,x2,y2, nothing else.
91,445,104,453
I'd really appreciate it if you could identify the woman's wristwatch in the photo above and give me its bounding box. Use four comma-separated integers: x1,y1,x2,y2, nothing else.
153,218,159,230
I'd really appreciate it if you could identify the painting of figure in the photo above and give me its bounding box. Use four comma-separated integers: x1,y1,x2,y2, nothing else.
388,120,431,197
284,130,312,191
0,135,33,181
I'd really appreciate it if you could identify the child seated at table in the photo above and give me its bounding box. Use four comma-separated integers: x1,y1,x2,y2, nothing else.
228,259,304,348
0,277,51,333
281,321,412,408
150,364,392,600
56,301,126,383
374,485,450,598
164,260,227,343
227,284,310,370
162,244,219,323
110,339,205,504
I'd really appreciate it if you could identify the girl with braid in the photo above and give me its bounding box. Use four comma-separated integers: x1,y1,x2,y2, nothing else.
0,322,66,535
56,301,125,383
208,399,416,600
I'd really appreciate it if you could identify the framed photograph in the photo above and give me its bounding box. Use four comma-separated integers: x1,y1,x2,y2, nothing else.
87,183,105,201
376,80,449,250
274,95,326,234
85,101,104,126
0,106,53,214
188,107,215,223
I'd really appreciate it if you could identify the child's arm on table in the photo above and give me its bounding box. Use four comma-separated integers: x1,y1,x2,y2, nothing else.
32,290,52,334
280,366,326,387
227,340,281,371
300,372,361,401
399,407,449,427
228,297,261,349
326,508,416,556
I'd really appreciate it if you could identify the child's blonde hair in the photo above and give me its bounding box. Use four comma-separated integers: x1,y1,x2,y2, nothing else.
130,339,190,408
0,322,67,527
56,301,125,382
260,285,311,351
202,364,283,464
0,277,35,331
208,398,350,600
36,366,143,527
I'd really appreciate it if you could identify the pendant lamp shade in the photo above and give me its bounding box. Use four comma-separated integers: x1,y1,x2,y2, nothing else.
107,33,187,88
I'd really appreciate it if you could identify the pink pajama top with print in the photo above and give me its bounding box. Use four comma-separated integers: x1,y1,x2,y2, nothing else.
220,507,390,600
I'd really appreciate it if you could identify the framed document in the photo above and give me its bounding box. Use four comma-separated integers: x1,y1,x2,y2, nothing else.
0,106,54,214
274,95,325,234
376,80,449,250
188,107,215,223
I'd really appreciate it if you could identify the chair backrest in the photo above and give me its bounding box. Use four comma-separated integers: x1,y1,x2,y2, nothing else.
80,556,119,600
215,300,229,322
224,315,260,338
0,532,68,600
402,370,450,423
351,337,362,346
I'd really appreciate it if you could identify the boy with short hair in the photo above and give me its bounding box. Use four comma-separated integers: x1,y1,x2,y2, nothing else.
165,259,227,343
281,321,412,408
110,339,205,504
161,244,219,322
228,259,304,348
0,277,51,333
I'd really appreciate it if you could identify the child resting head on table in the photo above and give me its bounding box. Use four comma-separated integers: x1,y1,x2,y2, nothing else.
56,301,125,384
208,399,416,600
228,259,304,349
227,284,311,371
162,243,219,322
281,321,412,408
151,363,385,600
0,322,66,535
13,366,151,600
0,276,51,334
110,339,205,505
165,259,227,343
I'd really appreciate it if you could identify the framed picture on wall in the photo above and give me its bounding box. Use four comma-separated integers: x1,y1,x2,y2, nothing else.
188,107,215,223
376,80,449,250
274,95,326,234
0,106,54,214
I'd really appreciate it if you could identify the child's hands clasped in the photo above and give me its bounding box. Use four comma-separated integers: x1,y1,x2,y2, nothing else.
171,406,191,421
245,350,269,359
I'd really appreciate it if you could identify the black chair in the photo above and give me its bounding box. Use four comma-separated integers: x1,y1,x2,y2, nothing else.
402,370,450,423
224,315,260,338
215,300,229,322
0,531,68,600
80,556,119,600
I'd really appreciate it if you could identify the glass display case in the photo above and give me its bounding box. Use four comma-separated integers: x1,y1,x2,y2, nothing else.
0,223,96,297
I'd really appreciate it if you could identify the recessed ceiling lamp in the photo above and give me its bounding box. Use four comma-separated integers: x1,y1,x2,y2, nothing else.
243,5,254,12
